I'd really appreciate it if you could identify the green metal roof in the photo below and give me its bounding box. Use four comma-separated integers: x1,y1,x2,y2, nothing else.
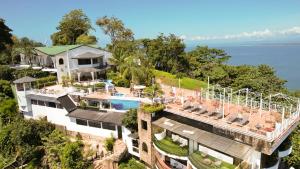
35,44,99,56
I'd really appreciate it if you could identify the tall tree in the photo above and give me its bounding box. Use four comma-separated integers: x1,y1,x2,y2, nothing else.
96,16,134,44
141,34,187,74
0,18,13,52
51,9,93,45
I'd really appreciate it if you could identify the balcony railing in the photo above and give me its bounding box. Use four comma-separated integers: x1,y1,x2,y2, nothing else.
153,137,188,157
188,151,237,169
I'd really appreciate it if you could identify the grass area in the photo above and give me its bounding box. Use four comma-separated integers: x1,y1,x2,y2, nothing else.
153,137,188,157
119,158,146,169
188,151,237,169
153,70,207,90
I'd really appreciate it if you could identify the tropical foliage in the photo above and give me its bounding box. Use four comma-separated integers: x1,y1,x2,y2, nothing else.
122,109,138,132
51,9,95,45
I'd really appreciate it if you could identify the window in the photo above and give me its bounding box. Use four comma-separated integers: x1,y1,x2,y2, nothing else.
76,119,88,126
31,99,37,105
133,147,139,153
132,139,139,148
78,59,91,65
102,122,116,130
141,120,147,130
142,142,148,153
16,83,24,91
88,121,102,128
92,58,99,64
59,58,64,65
47,102,56,108
37,100,45,106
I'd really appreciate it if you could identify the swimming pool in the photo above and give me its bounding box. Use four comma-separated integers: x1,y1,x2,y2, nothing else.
110,99,140,110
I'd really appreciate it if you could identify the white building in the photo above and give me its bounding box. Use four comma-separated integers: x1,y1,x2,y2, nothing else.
21,45,112,83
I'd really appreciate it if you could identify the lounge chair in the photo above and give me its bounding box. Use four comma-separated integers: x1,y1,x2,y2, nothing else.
214,112,223,120
189,105,200,112
205,111,216,117
237,116,249,126
197,109,208,115
180,102,192,111
226,113,238,124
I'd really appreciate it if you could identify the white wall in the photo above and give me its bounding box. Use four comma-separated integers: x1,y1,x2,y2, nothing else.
122,127,140,157
31,105,69,126
66,117,118,138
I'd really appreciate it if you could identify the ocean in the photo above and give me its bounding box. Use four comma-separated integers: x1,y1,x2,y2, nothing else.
218,45,299,90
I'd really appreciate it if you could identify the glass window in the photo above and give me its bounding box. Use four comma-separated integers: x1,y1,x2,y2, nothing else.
31,99,37,105
102,122,116,130
141,120,147,130
88,121,102,128
132,139,139,147
16,83,24,91
78,59,91,65
76,119,88,126
24,83,31,90
47,102,56,108
37,100,45,106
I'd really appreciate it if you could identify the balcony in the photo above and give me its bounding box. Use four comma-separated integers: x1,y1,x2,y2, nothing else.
188,151,237,169
153,136,188,158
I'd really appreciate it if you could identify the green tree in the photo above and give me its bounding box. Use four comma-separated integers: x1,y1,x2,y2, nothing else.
0,65,13,81
51,9,93,45
142,34,187,73
122,109,138,132
0,80,14,101
284,125,300,168
75,34,97,45
42,130,68,169
96,16,134,44
60,141,85,169
104,136,115,152
0,18,13,52
186,46,230,80
0,99,18,127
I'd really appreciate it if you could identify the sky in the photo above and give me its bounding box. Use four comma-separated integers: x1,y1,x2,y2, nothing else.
1,0,300,47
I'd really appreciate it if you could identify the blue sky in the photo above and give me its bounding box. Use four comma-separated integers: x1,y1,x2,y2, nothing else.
1,0,300,47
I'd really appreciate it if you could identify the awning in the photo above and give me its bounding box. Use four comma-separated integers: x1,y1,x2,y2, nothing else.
26,94,59,103
67,109,124,125
153,117,253,160
71,52,103,59
13,76,36,83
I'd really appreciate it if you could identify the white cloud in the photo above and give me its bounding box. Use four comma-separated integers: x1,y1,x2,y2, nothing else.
181,26,300,41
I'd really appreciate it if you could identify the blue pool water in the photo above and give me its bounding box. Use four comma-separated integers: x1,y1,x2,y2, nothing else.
110,99,140,110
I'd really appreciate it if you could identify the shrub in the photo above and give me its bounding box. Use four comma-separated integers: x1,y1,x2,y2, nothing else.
141,104,165,113
35,76,57,88
119,158,146,169
122,109,138,132
95,82,105,88
13,68,49,79
104,135,115,152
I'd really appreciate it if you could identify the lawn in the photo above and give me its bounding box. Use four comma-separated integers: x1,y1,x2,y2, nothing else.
153,70,207,90
153,137,188,157
188,151,237,169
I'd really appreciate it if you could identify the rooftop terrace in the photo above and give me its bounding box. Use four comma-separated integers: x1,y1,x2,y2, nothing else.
160,84,300,146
